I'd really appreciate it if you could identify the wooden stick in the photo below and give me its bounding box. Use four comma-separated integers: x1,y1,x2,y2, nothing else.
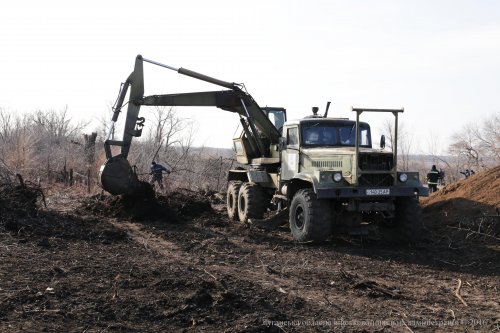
401,320,414,333
447,226,500,241
203,268,217,280
454,279,468,307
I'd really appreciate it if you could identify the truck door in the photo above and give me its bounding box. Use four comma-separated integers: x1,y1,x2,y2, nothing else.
281,126,300,180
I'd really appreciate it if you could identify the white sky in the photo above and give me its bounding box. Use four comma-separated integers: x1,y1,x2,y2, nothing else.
1,0,499,153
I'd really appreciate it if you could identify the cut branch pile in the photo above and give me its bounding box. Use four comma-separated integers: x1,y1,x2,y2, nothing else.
0,168,45,225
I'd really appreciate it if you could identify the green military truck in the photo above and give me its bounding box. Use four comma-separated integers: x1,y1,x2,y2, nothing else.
100,55,429,243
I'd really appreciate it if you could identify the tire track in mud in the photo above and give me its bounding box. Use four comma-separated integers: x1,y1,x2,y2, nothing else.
110,219,298,290
109,219,343,307
107,217,409,320
109,220,182,256
107,214,500,332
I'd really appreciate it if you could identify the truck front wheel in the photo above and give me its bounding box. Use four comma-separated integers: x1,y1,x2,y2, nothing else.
226,181,242,221
289,189,332,242
237,182,268,222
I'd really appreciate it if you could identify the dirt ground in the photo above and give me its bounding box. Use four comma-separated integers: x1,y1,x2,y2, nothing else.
1,169,499,332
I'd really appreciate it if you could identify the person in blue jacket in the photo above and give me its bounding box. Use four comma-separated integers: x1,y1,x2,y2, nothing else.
150,161,170,190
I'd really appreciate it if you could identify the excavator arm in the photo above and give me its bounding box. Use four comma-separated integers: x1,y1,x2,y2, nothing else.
139,90,281,144
100,55,283,195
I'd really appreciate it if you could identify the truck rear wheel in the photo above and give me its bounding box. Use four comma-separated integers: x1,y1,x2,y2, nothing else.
395,196,423,242
226,181,242,221
289,189,332,242
237,182,268,222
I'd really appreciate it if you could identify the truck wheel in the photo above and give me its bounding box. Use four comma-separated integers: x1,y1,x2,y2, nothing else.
237,182,268,222
226,181,242,221
289,189,332,242
395,196,423,242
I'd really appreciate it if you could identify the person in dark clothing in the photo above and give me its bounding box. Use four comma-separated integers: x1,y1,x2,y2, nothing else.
460,169,470,178
427,165,439,193
150,161,170,190
438,168,445,186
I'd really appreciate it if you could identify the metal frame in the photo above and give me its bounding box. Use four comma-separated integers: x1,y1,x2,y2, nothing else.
352,107,404,186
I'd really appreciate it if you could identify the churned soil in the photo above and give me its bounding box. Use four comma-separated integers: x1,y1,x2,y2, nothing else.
1,169,499,332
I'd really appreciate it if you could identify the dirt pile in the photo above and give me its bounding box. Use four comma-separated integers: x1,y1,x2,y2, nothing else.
422,166,499,219
0,175,44,225
423,165,500,208
77,187,213,222
421,166,500,239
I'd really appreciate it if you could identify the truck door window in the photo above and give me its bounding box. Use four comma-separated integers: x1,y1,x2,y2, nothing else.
287,127,299,147
359,127,370,146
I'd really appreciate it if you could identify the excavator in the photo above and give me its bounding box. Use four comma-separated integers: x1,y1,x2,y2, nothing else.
100,55,428,242
99,55,284,196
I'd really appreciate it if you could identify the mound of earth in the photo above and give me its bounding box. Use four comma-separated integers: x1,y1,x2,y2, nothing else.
423,166,500,208
0,176,44,224
77,187,213,222
421,166,500,238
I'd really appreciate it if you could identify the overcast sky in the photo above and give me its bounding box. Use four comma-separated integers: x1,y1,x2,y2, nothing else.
1,0,499,153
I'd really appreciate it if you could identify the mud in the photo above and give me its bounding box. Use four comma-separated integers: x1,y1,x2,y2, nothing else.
77,187,212,222
0,168,499,332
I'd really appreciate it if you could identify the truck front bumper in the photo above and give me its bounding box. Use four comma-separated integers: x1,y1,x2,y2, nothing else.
315,186,429,199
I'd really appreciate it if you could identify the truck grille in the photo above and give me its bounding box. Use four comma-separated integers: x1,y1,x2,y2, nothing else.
359,174,394,186
359,154,393,171
312,160,342,168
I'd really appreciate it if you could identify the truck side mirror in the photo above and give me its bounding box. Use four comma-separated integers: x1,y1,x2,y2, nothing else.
278,137,287,151
380,135,386,149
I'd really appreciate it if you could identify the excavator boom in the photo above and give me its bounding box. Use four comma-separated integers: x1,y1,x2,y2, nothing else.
100,55,283,195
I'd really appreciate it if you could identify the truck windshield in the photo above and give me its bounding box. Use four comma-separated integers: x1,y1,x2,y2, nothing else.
301,122,371,147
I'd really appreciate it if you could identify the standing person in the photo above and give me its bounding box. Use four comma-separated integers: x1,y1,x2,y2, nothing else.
438,168,445,186
427,165,440,193
150,161,170,190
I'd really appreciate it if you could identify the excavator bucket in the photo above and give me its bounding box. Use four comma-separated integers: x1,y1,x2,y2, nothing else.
99,156,141,196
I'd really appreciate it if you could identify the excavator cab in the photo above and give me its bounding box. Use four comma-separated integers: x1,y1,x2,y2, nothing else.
263,107,286,132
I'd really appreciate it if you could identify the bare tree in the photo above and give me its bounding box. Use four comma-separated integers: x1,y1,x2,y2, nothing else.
0,106,93,184
148,106,186,149
472,112,500,163
448,112,500,173
127,106,197,185
449,123,480,169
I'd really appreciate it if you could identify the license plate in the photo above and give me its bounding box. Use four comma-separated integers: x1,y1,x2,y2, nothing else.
366,189,390,195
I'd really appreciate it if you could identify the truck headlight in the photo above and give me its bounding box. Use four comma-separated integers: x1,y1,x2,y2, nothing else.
399,173,408,183
333,172,343,183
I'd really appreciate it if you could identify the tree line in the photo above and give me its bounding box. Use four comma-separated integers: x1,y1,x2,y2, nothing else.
0,106,235,193
1,106,498,191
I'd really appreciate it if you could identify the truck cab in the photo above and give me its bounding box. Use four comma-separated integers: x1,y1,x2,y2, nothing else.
273,109,428,242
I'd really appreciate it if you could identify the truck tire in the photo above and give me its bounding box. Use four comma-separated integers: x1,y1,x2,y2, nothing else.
395,196,423,242
226,181,242,221
237,182,268,222
289,189,332,242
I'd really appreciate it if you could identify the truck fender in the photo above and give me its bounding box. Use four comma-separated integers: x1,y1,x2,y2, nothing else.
228,169,248,183
287,173,317,199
